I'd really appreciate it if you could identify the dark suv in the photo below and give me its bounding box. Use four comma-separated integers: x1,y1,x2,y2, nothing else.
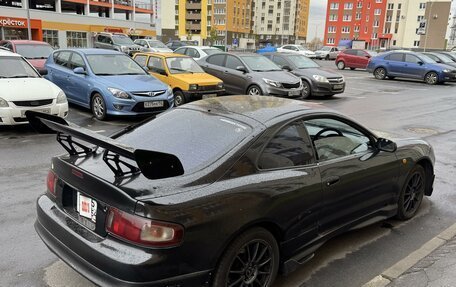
93,33,141,55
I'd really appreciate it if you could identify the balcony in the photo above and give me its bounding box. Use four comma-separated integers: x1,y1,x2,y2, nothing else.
89,0,111,8
186,13,201,20
186,23,201,30
186,2,201,10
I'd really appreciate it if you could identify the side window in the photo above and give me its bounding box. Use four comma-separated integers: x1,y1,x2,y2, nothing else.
207,54,226,66
304,118,372,161
54,51,71,69
5,42,13,50
148,57,166,74
175,48,186,55
344,49,356,55
291,46,299,51
385,53,403,62
225,55,244,70
356,50,367,57
258,122,314,169
425,54,439,62
97,35,105,43
405,54,421,64
186,48,200,58
334,48,339,52
272,56,289,68
69,53,85,70
134,55,147,67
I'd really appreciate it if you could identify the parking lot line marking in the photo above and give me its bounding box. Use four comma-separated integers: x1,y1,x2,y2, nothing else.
361,222,456,287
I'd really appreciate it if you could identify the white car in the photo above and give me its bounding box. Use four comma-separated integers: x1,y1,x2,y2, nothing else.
134,39,173,53
277,44,316,58
315,46,340,60
174,46,223,61
0,49,68,125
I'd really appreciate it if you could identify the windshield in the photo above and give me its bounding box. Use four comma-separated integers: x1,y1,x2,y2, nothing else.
118,109,252,173
287,55,320,69
203,48,221,55
15,44,53,59
87,54,147,76
182,41,197,46
240,56,282,72
0,57,40,78
320,46,331,51
419,54,437,64
147,40,167,48
166,57,205,74
432,53,453,63
112,35,135,45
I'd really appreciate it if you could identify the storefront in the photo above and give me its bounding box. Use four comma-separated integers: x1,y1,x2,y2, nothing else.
0,17,42,41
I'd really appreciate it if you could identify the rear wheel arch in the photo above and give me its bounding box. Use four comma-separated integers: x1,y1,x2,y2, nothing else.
416,158,434,196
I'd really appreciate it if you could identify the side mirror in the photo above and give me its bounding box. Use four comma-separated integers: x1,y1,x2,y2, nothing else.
436,60,442,63
417,61,424,66
366,55,371,58
282,65,291,71
73,67,86,75
376,138,397,153
236,66,247,73
39,69,48,76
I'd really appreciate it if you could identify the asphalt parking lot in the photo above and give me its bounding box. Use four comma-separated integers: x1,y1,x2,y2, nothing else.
1,60,456,287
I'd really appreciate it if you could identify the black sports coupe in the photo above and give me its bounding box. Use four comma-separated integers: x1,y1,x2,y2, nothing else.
30,96,435,287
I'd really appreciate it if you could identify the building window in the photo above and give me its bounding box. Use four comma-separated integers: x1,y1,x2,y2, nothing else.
357,1,362,8
356,13,361,20
419,3,426,9
43,30,59,48
328,26,336,33
374,9,381,15
393,40,397,45
354,25,360,32
398,4,402,10
417,15,425,22
414,40,420,47
329,14,338,21
342,26,350,33
344,2,353,10
66,31,88,48
388,3,394,10
386,15,392,22
372,33,378,39
330,2,339,9
373,20,379,27
327,38,335,44
343,14,352,21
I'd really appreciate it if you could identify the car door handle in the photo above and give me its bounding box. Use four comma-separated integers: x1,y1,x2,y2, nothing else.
223,70,229,73
325,176,340,187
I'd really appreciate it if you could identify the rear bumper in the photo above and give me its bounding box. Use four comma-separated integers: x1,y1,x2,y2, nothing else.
35,195,212,287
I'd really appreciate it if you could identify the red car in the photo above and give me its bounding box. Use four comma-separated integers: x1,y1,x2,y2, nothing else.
0,40,54,71
336,49,377,70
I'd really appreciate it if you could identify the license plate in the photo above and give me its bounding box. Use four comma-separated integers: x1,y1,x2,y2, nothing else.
203,94,217,99
76,192,97,223
21,108,50,117
333,84,344,90
288,90,301,96
144,101,164,108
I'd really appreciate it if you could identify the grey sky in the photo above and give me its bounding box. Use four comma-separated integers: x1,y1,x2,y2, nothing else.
307,0,328,41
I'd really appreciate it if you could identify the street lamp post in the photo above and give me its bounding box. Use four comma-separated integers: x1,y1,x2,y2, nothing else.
25,0,32,40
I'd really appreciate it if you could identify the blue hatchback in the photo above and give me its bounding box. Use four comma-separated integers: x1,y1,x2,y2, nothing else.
45,49,174,120
367,51,456,85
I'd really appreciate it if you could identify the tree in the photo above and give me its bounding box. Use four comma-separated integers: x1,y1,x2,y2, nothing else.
207,27,218,46
308,37,323,51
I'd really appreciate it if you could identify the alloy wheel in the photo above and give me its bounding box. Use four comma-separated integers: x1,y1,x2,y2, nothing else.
425,72,438,85
337,61,345,70
226,240,274,287
403,172,424,215
92,95,105,119
301,81,311,99
248,87,261,96
374,68,386,80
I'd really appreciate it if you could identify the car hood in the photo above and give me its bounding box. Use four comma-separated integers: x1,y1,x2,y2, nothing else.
96,74,168,92
0,78,60,101
172,73,222,85
293,67,343,78
255,70,301,83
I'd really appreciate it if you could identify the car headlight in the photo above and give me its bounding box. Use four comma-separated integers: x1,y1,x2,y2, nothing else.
107,87,131,99
120,46,128,52
443,69,451,73
189,84,199,91
0,97,8,107
56,90,67,104
217,82,224,89
312,75,329,83
167,86,173,97
263,78,283,88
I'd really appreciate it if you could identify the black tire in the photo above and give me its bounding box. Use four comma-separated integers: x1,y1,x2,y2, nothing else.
213,228,279,287
247,85,263,96
424,71,438,85
374,67,387,80
350,67,356,70
301,80,311,99
91,93,107,120
174,90,186,106
325,55,330,60
387,76,396,80
336,61,345,70
396,165,426,220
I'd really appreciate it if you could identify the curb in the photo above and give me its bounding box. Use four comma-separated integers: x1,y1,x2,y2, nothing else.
361,222,456,287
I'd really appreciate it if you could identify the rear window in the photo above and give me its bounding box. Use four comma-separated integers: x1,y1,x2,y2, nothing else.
118,109,252,174
203,48,221,55
15,44,53,59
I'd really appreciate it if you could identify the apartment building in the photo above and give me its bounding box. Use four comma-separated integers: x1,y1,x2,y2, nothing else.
175,0,212,45
252,0,310,46
0,0,156,47
324,0,391,49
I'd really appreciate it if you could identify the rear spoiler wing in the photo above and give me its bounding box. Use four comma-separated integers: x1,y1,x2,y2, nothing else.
26,111,184,180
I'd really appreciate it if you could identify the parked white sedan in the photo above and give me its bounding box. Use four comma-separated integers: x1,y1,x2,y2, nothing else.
277,44,316,58
0,49,68,125
174,46,223,61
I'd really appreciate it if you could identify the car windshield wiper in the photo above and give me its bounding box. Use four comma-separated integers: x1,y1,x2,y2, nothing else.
8,75,32,78
27,57,47,59
117,72,145,75
170,68,193,74
96,73,116,76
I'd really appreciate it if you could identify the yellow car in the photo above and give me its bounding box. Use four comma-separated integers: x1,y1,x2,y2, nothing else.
133,52,225,106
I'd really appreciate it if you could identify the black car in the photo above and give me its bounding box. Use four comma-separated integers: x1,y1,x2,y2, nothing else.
423,52,456,68
31,96,435,287
198,52,303,97
264,52,345,98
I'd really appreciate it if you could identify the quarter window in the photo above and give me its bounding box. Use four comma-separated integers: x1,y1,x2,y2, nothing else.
258,122,314,169
304,118,372,161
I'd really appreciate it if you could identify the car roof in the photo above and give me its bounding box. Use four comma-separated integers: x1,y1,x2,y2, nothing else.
0,48,21,57
136,52,188,58
228,52,261,57
184,95,330,124
55,48,123,55
262,52,296,56
5,40,50,45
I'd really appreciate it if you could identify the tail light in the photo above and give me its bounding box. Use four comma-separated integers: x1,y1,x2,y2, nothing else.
106,208,184,248
47,170,57,197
